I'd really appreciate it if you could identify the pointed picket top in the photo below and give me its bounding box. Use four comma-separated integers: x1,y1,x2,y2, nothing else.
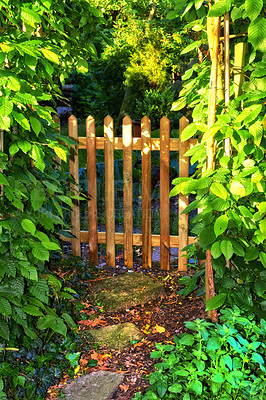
160,115,170,125
68,114,77,123
104,115,114,139
123,115,132,126
86,115,95,138
179,116,189,142
141,115,151,130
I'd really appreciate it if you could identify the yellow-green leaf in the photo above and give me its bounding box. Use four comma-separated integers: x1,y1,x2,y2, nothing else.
41,49,59,64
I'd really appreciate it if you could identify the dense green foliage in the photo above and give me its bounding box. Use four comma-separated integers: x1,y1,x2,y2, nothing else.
0,0,103,396
134,307,266,400
169,0,266,317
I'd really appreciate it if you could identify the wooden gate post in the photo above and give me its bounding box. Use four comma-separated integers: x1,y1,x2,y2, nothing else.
178,116,190,271
69,115,81,257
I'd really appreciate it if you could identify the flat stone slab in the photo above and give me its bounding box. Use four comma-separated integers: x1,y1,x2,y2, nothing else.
152,247,178,267
62,370,124,400
89,272,164,312
88,322,143,350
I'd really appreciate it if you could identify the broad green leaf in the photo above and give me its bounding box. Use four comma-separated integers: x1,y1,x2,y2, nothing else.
171,97,186,111
211,241,222,259
22,304,43,316
248,17,266,52
239,205,253,218
235,105,262,124
41,241,61,251
0,317,10,341
35,231,49,242
32,243,49,261
254,279,266,296
21,218,36,235
207,337,221,350
220,240,233,259
245,0,263,22
41,48,59,64
30,144,45,172
76,59,88,74
0,98,13,116
0,173,8,185
258,202,266,213
37,315,67,336
30,116,42,136
0,114,10,131
231,240,245,257
201,125,221,143
7,76,20,91
54,146,67,162
12,111,31,131
245,247,259,261
18,140,31,154
19,261,38,281
62,312,76,328
180,40,202,55
0,298,11,316
168,383,183,393
229,181,246,197
210,182,228,200
21,7,41,27
212,373,225,383
191,380,202,395
58,195,72,207
157,379,168,398
259,219,266,235
206,293,227,311
179,334,194,346
214,215,228,237
208,0,232,17
31,188,45,211
259,252,266,268
30,279,49,303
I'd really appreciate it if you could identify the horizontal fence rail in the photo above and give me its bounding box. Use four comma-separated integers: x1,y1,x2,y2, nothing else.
62,115,198,271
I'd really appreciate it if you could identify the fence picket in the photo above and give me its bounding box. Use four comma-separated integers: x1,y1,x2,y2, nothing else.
141,116,152,268
178,116,190,271
123,116,133,268
104,115,115,267
160,117,170,270
69,115,80,257
86,116,98,265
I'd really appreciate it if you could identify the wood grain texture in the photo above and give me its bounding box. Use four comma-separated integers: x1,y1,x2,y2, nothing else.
104,115,115,267
69,115,80,256
86,116,98,265
123,116,133,268
160,117,170,270
141,116,152,268
178,116,190,271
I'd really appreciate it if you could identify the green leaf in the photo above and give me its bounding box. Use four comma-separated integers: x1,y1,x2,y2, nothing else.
41,241,61,251
0,173,8,185
245,0,263,22
191,380,202,395
179,334,194,346
171,97,186,111
12,111,31,131
76,59,88,74
259,219,266,235
41,48,60,64
211,241,222,259
254,279,266,296
0,114,11,131
157,380,168,398
229,181,246,197
0,317,9,341
0,98,13,116
21,219,36,235
180,40,202,55
62,312,76,328
220,240,233,259
32,243,50,261
30,279,49,303
210,182,228,200
207,337,221,350
214,215,228,237
22,304,43,316
209,1,232,16
21,7,41,26
201,125,221,143
37,315,67,336
30,188,45,211
58,195,72,207
168,383,183,393
19,261,38,281
245,246,259,261
206,293,227,311
18,140,31,154
259,252,266,268
30,116,42,136
212,373,225,383
248,17,266,52
54,146,67,162
0,298,11,316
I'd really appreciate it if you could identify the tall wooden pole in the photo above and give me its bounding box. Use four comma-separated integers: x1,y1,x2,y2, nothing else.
224,12,231,157
206,14,220,322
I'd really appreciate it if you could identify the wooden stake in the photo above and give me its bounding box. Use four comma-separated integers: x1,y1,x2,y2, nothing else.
86,116,98,265
123,116,133,269
224,12,231,157
178,116,190,272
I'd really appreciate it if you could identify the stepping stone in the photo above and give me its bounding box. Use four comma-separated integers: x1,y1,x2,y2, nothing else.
88,322,143,350
151,247,178,267
89,272,164,312
62,370,124,400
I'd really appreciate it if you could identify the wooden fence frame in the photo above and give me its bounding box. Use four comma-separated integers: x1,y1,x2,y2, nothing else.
62,115,198,271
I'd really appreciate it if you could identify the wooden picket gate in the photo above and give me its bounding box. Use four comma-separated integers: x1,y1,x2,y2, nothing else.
62,115,198,271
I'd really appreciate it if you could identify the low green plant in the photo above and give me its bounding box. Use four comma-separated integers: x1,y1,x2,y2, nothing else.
134,306,266,400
